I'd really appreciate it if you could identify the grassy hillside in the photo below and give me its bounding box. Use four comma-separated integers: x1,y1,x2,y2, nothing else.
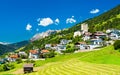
80,46,120,65
1,46,120,75
27,60,120,75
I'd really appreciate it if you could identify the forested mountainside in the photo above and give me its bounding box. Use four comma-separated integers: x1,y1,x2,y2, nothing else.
0,40,29,55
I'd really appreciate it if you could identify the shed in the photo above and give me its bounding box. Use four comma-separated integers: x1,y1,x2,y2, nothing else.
23,63,33,74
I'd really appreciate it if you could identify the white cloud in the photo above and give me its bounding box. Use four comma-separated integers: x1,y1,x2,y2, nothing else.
37,18,41,22
55,18,60,25
36,28,39,31
26,24,32,31
66,16,76,24
0,42,10,45
72,16,74,18
38,18,54,26
90,9,100,14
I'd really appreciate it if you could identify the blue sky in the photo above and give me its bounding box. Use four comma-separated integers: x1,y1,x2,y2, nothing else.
0,0,120,43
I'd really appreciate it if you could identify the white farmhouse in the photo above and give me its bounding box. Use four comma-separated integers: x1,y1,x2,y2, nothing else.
73,31,81,38
56,44,66,53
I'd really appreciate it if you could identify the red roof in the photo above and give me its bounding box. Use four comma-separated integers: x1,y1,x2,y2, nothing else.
41,50,49,53
10,54,18,58
30,50,38,54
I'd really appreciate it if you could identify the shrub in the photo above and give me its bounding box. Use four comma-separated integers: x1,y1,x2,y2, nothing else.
0,65,4,71
2,63,15,71
43,50,56,58
16,58,22,64
24,59,35,63
24,59,36,66
0,63,15,72
25,59,30,63
63,44,76,53
20,54,28,59
43,52,55,58
30,60,35,63
113,40,120,50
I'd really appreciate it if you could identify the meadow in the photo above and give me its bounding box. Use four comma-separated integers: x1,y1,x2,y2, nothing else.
1,46,120,75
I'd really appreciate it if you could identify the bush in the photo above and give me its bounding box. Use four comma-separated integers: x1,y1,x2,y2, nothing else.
0,63,15,72
20,54,28,59
24,59,36,66
113,40,120,50
16,58,22,64
0,65,4,71
63,44,76,53
43,50,56,58
24,59,35,63
3,63,15,71
30,60,35,63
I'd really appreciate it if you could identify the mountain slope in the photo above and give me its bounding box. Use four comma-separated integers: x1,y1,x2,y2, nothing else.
8,40,30,49
0,40,29,56
0,44,15,55
31,30,60,41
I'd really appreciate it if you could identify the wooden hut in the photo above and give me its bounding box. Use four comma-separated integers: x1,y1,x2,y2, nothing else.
23,63,33,74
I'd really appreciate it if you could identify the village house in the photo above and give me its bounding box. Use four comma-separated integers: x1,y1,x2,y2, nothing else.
41,50,50,54
82,32,92,41
45,44,52,49
75,42,90,50
18,51,27,59
94,31,106,39
45,44,58,50
106,29,120,40
51,44,58,50
73,31,81,38
19,51,27,56
8,54,19,62
19,51,27,55
60,39,72,45
90,38,103,48
109,33,119,40
106,29,112,33
40,49,50,58
56,44,66,53
29,50,40,59
107,29,120,40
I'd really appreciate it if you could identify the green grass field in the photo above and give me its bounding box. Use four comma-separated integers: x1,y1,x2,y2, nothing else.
1,46,120,75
